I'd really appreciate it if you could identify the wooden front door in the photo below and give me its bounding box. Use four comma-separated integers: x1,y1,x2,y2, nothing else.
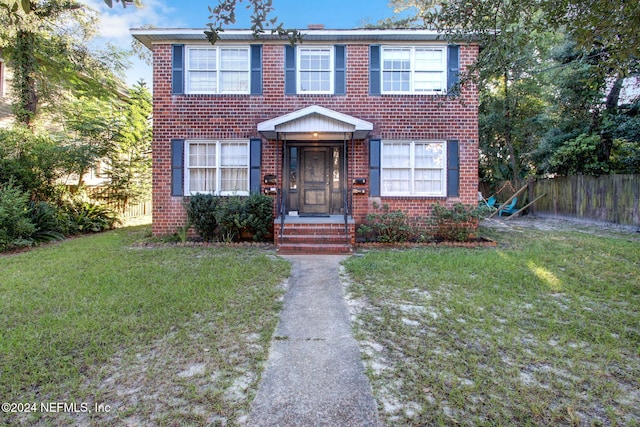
300,147,331,214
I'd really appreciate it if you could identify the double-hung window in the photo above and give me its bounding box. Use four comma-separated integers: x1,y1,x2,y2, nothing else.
186,140,249,195
381,141,446,196
381,46,446,94
186,46,250,94
297,46,334,94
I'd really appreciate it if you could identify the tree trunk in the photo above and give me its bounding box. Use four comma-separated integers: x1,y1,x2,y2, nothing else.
503,72,520,188
598,74,623,162
12,30,39,126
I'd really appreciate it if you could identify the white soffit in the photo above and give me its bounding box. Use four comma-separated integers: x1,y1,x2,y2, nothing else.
257,105,373,140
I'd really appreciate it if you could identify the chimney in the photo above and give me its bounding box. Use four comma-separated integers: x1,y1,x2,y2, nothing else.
307,24,325,30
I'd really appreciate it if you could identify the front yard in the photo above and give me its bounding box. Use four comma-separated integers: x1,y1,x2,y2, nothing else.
0,226,290,426
1,218,638,426
344,218,640,426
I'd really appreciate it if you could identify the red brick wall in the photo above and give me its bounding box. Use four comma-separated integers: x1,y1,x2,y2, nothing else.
151,42,479,235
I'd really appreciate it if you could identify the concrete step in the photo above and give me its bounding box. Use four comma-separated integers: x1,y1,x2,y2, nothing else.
274,220,356,254
277,242,353,255
276,234,352,245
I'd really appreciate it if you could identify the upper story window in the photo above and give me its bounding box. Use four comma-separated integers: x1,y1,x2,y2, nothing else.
186,46,250,94
381,46,447,94
297,46,334,94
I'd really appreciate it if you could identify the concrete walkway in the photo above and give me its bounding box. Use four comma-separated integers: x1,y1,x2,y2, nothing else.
247,255,380,426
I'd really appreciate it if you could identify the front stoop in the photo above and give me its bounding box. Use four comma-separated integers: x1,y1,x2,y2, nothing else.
275,219,355,255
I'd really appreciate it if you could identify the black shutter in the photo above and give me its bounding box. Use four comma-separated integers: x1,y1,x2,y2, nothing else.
171,139,184,196
369,138,381,196
285,45,296,95
369,45,381,95
249,138,262,193
172,45,184,95
250,45,263,95
447,45,460,96
447,140,459,197
334,45,346,95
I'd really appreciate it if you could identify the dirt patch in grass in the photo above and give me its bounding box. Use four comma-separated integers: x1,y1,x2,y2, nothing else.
483,215,640,241
75,317,273,426
343,217,640,426
0,229,290,427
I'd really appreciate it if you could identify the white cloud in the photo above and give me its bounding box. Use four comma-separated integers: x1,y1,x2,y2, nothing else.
77,0,186,88
80,0,185,42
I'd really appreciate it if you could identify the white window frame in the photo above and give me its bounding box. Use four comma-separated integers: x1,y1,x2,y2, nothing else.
381,140,447,197
297,46,334,94
381,46,447,94
185,46,250,95
184,140,250,196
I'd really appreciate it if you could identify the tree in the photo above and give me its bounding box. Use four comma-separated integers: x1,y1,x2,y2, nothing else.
388,0,639,179
0,126,63,199
205,0,302,45
534,40,640,175
60,95,121,188
5,0,136,14
0,0,131,126
100,81,152,212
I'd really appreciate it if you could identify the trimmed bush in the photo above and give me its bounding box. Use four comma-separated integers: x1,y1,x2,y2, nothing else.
357,202,491,244
184,193,273,242
184,193,222,241
357,203,416,243
429,203,486,242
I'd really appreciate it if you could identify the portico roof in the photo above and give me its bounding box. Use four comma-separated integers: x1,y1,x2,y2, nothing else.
257,105,373,140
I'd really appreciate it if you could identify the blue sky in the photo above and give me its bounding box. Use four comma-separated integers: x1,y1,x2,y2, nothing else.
80,0,413,88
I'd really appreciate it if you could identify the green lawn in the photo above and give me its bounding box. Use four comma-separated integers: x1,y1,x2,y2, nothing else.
3,221,638,426
344,222,640,426
0,226,290,426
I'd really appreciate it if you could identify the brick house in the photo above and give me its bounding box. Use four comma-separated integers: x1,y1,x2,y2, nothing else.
131,28,479,253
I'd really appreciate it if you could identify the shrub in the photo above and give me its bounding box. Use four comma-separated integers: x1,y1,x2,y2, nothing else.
66,201,120,233
357,203,416,243
0,183,36,251
28,201,65,243
429,203,485,242
184,193,273,242
184,194,222,241
55,194,120,235
239,192,273,241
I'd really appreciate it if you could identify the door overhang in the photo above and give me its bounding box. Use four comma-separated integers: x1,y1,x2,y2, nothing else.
257,105,373,140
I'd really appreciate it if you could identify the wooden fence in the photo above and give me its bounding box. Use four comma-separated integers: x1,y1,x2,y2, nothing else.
103,200,152,219
531,175,640,226
121,200,152,219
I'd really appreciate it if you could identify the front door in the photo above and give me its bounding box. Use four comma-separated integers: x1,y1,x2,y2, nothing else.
300,147,331,214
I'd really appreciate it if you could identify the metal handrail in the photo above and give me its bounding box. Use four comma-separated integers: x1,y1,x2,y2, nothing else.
344,188,348,235
278,188,285,246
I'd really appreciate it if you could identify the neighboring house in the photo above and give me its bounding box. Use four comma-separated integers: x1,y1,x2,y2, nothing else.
131,27,480,253
0,54,108,188
0,55,14,129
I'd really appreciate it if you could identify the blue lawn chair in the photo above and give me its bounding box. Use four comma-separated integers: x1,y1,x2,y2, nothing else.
479,194,497,208
498,197,518,217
